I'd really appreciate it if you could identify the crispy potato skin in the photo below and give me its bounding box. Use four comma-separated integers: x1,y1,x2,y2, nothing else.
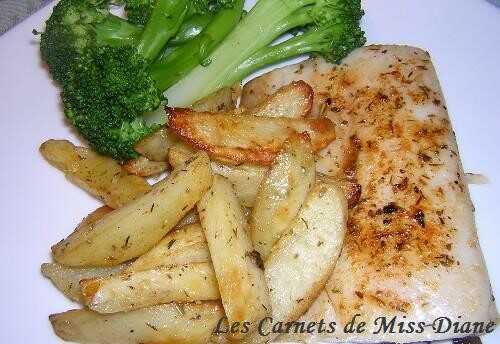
52,152,213,266
40,140,151,209
169,142,267,207
168,107,335,166
134,86,240,163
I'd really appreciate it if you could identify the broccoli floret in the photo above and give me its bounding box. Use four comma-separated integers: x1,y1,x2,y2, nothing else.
59,0,190,160
63,46,161,159
40,0,141,84
164,0,366,106
43,0,243,160
125,0,155,25
234,1,366,82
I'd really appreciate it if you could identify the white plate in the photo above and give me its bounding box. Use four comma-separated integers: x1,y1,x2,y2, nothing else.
0,0,499,343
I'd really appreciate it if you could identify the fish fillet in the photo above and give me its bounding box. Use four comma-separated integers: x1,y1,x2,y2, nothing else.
241,45,498,343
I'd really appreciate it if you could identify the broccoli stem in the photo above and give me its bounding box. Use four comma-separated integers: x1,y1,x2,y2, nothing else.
169,13,214,46
233,26,343,85
149,0,244,91
164,0,318,106
136,0,189,62
94,15,142,47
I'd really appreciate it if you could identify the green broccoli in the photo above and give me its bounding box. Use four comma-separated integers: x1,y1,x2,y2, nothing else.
125,0,156,25
125,0,236,25
41,0,242,161
149,0,245,91
164,0,366,107
168,13,215,46
40,0,142,84
59,0,190,160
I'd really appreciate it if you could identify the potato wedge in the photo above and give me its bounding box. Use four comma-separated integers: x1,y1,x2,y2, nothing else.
265,181,347,323
169,143,267,207
128,223,209,272
168,141,197,168
81,263,220,313
123,156,169,177
192,86,238,112
250,133,316,259
79,224,215,313
52,152,213,266
134,128,178,162
40,140,151,209
245,81,313,118
168,108,335,166
174,209,200,229
317,173,362,209
41,262,129,303
198,176,270,339
50,301,224,344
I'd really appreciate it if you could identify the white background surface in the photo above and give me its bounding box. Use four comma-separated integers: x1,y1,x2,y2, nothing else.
0,0,499,343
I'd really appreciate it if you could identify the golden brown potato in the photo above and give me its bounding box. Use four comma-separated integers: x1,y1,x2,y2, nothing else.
52,152,213,267
40,140,151,209
50,301,224,344
250,133,316,259
168,107,335,166
123,156,169,177
81,263,220,313
198,176,271,339
134,85,240,164
244,81,313,118
169,142,267,207
134,128,178,162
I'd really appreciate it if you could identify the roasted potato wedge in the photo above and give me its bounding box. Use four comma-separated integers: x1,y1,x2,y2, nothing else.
41,262,129,303
198,176,271,339
81,263,220,313
52,152,213,267
79,224,215,313
40,140,151,209
244,81,313,118
168,108,335,166
169,142,267,207
168,141,197,167
250,133,316,259
123,156,169,177
134,128,178,162
265,181,347,323
317,173,362,209
128,223,210,271
50,301,224,344
192,86,238,112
